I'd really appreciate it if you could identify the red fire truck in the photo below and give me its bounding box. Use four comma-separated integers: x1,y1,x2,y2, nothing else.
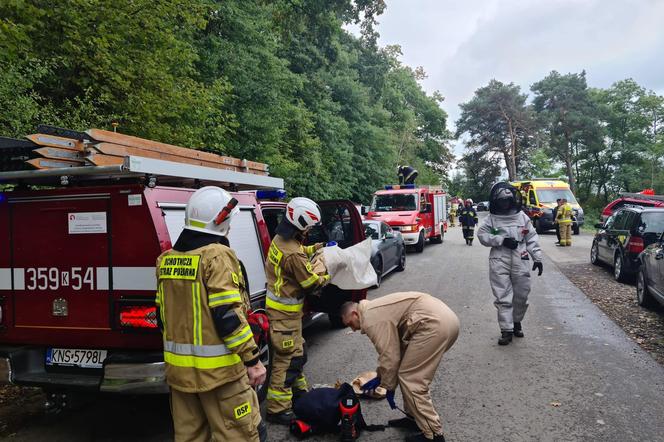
365,184,447,252
0,154,365,406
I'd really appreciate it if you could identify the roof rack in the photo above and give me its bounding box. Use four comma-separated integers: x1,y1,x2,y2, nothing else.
620,192,664,203
0,156,284,190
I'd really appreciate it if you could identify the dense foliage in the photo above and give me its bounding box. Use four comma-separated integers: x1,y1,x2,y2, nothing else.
0,0,452,202
455,74,664,210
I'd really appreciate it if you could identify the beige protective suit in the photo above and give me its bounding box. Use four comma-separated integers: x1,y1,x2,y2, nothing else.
358,292,459,439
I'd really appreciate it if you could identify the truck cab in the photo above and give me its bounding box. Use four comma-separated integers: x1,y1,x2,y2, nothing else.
0,157,365,403
366,184,447,252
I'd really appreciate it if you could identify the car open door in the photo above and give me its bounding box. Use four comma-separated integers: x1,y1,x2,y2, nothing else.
304,199,367,327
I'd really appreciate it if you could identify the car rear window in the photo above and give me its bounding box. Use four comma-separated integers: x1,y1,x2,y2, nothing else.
638,212,664,234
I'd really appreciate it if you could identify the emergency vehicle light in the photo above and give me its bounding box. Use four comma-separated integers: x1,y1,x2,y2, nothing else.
119,305,158,329
384,184,416,190
256,189,287,200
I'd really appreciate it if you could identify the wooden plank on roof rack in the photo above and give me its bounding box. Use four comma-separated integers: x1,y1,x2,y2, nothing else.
91,142,238,171
86,129,240,164
34,147,86,162
85,154,126,166
27,158,82,169
26,134,85,151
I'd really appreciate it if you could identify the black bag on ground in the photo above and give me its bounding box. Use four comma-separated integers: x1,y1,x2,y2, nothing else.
290,383,384,440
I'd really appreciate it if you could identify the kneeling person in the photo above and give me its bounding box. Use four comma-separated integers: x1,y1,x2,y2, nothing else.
341,292,460,442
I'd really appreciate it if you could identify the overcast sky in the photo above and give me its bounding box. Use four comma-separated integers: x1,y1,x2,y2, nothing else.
360,0,664,158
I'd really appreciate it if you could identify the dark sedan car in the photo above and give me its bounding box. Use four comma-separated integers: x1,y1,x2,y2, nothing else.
591,206,664,282
637,232,664,309
363,220,406,287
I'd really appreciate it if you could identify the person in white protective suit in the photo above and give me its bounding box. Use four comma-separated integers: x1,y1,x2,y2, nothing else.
477,182,544,345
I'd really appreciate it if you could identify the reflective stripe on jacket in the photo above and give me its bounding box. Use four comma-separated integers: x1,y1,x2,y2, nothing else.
264,235,329,321
556,203,573,225
156,243,257,393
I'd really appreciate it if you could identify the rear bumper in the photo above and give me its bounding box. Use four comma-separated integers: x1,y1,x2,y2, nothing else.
0,346,167,394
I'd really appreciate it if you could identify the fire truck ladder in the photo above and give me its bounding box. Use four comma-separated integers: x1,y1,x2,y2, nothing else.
0,155,284,190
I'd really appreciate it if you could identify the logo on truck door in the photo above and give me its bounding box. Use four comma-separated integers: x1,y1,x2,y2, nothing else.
52,298,68,316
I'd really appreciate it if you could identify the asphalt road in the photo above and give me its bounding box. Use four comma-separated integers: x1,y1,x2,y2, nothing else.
3,218,664,441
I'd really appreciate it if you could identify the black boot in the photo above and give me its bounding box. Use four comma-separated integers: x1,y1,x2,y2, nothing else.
469,239,473,246
266,410,295,425
513,322,524,338
388,416,419,430
498,331,513,346
405,433,446,442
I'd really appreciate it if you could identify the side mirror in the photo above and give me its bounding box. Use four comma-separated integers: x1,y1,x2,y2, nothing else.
384,232,395,240
361,206,368,215
594,223,604,229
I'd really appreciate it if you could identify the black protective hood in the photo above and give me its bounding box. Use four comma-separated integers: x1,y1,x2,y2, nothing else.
174,229,229,251
489,182,522,215
275,218,304,242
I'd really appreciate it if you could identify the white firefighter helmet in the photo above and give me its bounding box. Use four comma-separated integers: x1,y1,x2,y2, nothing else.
184,186,239,237
465,198,474,205
286,197,322,231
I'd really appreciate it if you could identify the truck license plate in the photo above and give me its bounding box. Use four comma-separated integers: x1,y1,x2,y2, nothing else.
46,348,107,368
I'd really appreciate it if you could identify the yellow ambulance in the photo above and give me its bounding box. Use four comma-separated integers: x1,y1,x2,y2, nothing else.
511,179,584,234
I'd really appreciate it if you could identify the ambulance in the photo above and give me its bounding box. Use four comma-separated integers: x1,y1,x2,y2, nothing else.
511,179,585,234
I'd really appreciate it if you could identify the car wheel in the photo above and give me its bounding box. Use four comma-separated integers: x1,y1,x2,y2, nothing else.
430,226,443,244
256,336,271,402
637,268,658,308
535,219,544,234
614,253,628,283
573,224,580,235
415,231,425,253
396,249,406,272
590,241,601,266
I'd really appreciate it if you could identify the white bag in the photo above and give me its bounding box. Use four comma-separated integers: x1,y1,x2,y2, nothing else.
321,238,377,290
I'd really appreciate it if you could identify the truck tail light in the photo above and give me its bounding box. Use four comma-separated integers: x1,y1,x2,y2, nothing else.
119,305,158,329
628,237,645,254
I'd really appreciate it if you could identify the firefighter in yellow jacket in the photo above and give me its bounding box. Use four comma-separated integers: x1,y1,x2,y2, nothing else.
341,292,460,442
156,187,267,442
556,198,574,246
264,197,331,424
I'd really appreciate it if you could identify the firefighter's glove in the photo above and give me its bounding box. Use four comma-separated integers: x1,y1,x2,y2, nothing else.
386,390,397,410
361,376,381,393
502,237,519,250
532,261,543,276
326,241,338,247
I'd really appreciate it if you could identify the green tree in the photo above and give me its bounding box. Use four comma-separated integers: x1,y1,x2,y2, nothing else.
456,80,535,181
531,71,600,193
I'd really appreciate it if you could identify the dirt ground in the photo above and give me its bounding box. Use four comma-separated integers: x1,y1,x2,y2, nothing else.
560,262,664,365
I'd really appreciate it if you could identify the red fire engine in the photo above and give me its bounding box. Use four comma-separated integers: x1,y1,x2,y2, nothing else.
0,129,365,406
365,184,447,252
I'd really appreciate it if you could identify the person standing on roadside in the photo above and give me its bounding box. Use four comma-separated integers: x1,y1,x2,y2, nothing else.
264,197,332,424
552,199,562,245
556,198,574,247
156,187,267,442
458,199,478,246
477,182,543,346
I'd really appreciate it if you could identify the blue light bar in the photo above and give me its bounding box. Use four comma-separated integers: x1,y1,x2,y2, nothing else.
256,189,287,200
384,184,416,190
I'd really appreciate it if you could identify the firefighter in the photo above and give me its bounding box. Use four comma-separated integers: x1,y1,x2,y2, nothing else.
398,165,419,185
340,292,460,442
556,198,573,246
477,182,543,346
552,199,562,244
449,199,458,227
155,186,267,442
264,197,331,424
458,199,478,245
